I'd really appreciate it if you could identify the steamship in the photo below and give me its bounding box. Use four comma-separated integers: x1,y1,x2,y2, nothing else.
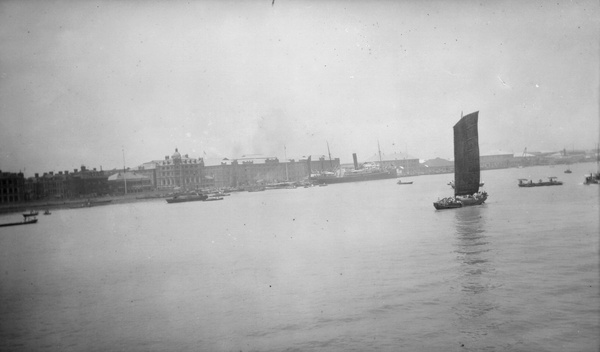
309,152,397,185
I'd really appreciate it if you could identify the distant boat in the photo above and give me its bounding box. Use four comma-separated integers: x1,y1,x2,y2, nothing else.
584,144,599,185
584,173,599,185
166,193,208,203
311,167,397,184
434,111,488,210
397,180,413,185
246,185,266,192
265,181,297,190
69,199,112,208
203,196,224,201
309,145,398,185
564,169,572,174
518,177,563,187
44,209,51,215
1,212,38,227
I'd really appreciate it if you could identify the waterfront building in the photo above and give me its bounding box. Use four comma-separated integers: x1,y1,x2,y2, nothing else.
365,152,420,175
132,160,167,187
68,166,109,197
31,171,71,200
422,158,454,174
0,170,25,203
21,166,107,200
155,149,208,190
480,151,514,170
107,171,152,194
308,155,341,174
203,155,328,189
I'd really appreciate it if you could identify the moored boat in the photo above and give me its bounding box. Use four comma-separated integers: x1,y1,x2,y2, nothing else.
69,199,113,208
246,185,266,192
204,196,224,201
311,168,397,184
397,180,413,185
166,192,208,203
434,111,488,210
309,147,398,185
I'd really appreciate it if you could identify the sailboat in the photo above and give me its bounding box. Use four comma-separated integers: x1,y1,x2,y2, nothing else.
433,111,488,210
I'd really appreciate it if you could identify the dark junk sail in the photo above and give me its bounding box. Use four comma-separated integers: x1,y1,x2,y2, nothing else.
433,111,488,210
453,112,481,196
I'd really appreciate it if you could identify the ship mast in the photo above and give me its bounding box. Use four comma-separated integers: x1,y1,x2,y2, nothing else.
284,145,289,181
122,147,127,195
326,141,333,169
378,140,383,167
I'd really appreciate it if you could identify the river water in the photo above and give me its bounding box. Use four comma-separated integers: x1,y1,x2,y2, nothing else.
1,164,598,351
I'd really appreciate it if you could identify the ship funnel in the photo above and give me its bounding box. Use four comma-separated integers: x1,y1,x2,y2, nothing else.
353,153,358,170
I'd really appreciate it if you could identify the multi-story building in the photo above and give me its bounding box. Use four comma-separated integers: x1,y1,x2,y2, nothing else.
24,166,109,200
308,156,341,174
203,155,328,189
107,171,152,194
480,152,514,170
423,158,454,174
134,161,161,187
0,170,25,203
155,149,207,190
68,166,109,197
365,152,420,175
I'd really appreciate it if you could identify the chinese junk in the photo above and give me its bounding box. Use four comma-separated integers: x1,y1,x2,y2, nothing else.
433,111,488,210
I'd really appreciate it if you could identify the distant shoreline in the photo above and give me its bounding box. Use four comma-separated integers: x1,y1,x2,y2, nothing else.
0,193,168,215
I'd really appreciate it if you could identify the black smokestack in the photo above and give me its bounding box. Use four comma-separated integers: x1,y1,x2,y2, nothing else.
353,153,358,170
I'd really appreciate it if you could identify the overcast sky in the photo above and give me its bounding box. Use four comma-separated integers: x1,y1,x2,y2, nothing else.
1,0,598,175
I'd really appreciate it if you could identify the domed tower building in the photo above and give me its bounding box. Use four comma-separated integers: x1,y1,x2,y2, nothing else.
156,148,207,190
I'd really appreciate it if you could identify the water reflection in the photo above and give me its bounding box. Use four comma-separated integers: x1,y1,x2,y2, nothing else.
453,206,498,348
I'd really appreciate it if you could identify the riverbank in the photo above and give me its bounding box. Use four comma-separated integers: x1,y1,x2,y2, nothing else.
0,192,169,215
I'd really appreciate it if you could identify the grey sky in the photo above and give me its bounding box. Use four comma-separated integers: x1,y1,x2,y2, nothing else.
1,0,598,175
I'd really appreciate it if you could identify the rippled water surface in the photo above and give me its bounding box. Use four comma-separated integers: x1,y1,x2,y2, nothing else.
1,164,598,351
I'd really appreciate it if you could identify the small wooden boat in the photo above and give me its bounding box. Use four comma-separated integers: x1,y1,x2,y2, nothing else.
44,209,51,215
397,180,413,185
203,196,224,201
